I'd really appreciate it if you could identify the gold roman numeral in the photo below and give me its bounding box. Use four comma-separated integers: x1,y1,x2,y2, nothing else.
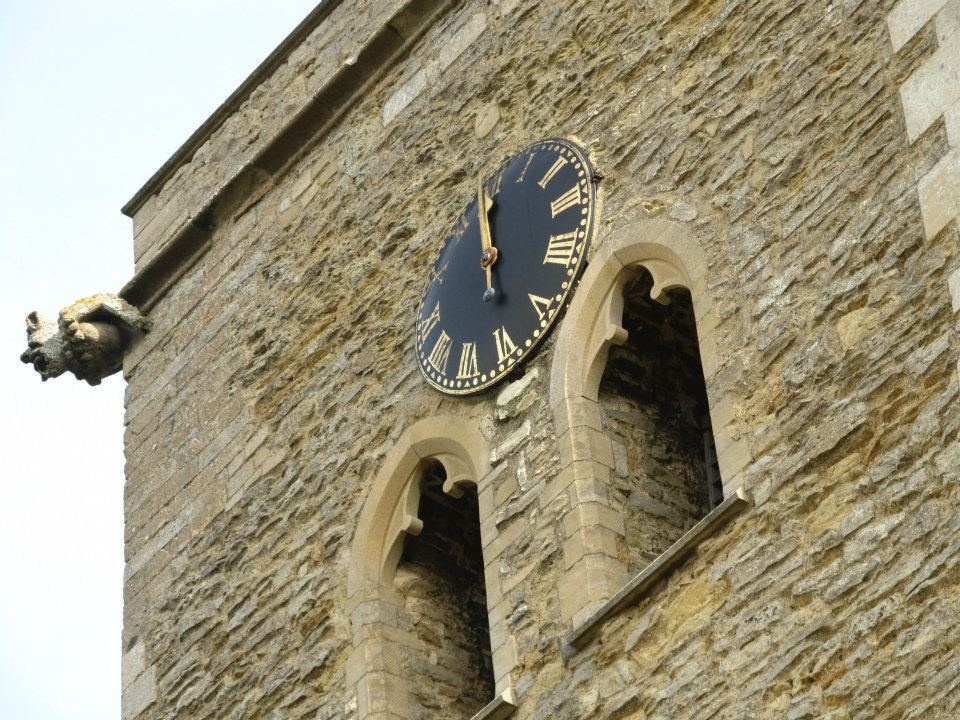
528,293,553,321
538,156,568,189
550,185,581,217
419,302,441,339
516,152,536,183
493,326,518,364
456,342,480,379
427,330,452,374
543,232,578,266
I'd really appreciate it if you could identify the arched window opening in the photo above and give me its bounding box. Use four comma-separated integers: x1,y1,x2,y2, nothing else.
394,459,495,719
599,268,723,575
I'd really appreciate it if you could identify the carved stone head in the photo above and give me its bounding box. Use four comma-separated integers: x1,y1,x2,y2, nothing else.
20,311,68,381
20,294,150,385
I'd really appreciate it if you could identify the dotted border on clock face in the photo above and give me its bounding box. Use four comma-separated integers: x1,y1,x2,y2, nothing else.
414,137,598,396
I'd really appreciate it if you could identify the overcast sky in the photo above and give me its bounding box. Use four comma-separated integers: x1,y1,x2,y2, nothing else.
0,2,319,717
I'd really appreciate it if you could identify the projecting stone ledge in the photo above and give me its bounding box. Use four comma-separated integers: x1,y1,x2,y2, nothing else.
470,689,518,720
565,488,751,650
20,293,150,385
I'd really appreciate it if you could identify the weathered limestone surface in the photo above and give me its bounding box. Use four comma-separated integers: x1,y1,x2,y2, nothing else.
121,1,959,719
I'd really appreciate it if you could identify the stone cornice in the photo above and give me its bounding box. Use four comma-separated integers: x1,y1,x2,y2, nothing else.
121,0,344,218
120,0,454,310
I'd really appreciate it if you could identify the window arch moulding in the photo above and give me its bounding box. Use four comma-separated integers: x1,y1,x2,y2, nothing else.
345,415,518,720
548,218,752,628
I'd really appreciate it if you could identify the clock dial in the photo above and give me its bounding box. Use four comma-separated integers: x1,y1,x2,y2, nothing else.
415,138,598,395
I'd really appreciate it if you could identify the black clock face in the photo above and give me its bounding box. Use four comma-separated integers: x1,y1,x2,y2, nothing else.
415,138,597,396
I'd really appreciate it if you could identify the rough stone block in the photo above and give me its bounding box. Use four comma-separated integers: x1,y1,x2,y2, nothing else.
493,0,521,17
121,665,156,720
717,440,753,481
383,68,429,126
562,501,626,539
490,420,532,464
948,267,960,310
936,0,960,42
490,636,517,682
437,12,487,72
557,426,615,470
888,0,950,51
551,395,602,438
900,33,960,141
563,524,622,570
474,102,500,138
918,148,960,238
121,641,145,690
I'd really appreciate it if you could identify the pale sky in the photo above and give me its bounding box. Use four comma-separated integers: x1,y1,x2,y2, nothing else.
0,2,319,717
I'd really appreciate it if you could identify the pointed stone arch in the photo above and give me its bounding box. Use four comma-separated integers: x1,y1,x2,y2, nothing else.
347,416,489,602
345,416,515,720
549,218,749,626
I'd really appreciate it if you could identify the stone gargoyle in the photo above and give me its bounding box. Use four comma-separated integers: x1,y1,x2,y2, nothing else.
20,293,150,385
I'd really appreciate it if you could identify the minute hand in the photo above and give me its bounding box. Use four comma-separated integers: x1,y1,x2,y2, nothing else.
477,173,498,302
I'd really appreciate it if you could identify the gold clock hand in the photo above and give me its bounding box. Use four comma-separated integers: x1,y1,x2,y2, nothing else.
477,173,498,302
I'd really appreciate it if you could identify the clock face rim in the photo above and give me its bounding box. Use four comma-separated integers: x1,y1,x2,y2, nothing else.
414,136,598,397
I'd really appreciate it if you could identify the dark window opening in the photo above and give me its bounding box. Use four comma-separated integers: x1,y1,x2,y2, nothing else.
598,269,723,575
394,461,495,719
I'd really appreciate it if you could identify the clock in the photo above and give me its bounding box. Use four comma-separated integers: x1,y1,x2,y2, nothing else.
415,137,598,396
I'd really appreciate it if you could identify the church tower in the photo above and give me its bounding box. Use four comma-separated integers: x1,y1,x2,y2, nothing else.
24,1,960,718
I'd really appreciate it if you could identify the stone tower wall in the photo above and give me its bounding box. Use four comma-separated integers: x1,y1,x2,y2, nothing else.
119,1,960,719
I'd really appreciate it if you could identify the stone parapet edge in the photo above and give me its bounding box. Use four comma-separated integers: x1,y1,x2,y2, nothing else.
565,487,751,650
121,0,345,217
469,689,518,720
120,0,454,310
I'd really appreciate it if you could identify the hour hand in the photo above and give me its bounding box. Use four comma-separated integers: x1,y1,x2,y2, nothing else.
477,174,498,302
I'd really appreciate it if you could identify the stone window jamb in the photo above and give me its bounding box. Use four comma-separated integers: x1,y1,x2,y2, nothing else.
345,415,518,720
548,218,752,628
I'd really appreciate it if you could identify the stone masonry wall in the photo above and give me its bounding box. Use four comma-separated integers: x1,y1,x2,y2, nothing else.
121,1,960,719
